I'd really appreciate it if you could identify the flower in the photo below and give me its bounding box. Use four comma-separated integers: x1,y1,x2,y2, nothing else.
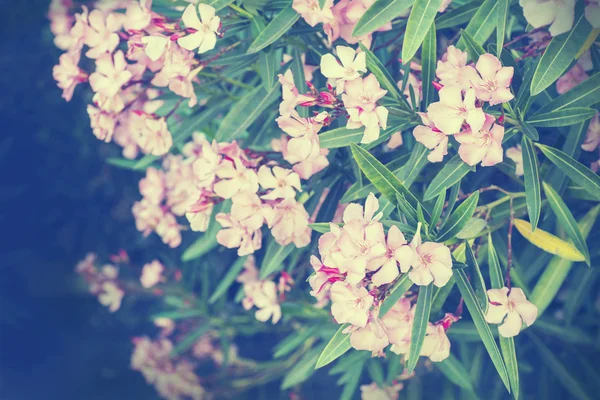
133,114,173,156
53,52,87,101
582,113,600,152
369,225,415,286
216,213,262,256
230,192,274,231
455,113,505,167
140,260,164,288
342,74,389,143
336,219,387,284
292,0,335,27
420,323,450,362
387,132,403,149
506,145,524,176
177,4,221,54
519,0,576,37
89,50,133,98
84,10,124,58
407,223,453,287
464,54,514,105
360,382,403,400
485,287,538,337
586,0,600,28
382,298,414,355
139,167,166,205
347,316,389,354
156,212,182,248
436,46,468,88
270,198,311,248
87,105,117,142
213,157,259,199
342,192,382,226
329,281,374,327
141,35,170,62
277,111,324,162
556,64,589,94
413,112,449,162
124,0,152,31
427,86,485,135
242,280,282,324
320,46,367,91
257,166,302,200
98,281,124,312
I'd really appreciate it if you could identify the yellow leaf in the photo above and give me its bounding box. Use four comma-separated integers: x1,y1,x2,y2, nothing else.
513,219,585,261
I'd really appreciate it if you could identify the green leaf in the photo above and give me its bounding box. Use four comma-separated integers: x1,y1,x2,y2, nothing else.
521,136,541,230
431,276,455,314
350,143,424,212
247,5,299,54
315,324,352,369
528,332,593,400
171,324,212,357
402,0,444,62
528,107,597,127
456,218,487,239
519,120,539,141
260,241,294,279
406,284,434,373
496,0,509,56
535,143,600,200
530,205,600,316
290,47,309,118
201,0,235,11
281,346,321,389
536,72,600,114
319,0,327,8
435,354,475,391
456,0,498,50
424,155,471,201
106,157,148,171
366,359,386,388
320,127,364,149
359,43,405,103
488,234,520,398
208,256,247,304
430,191,446,229
353,0,413,37
422,21,437,109
436,191,479,242
455,269,511,392
465,243,488,313
380,274,413,317
533,319,596,346
435,1,479,30
542,181,590,265
258,50,278,91
274,326,320,358
182,202,227,262
530,11,592,96
461,29,486,62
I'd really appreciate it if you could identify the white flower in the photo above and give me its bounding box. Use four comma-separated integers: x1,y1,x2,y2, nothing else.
485,287,538,337
519,0,576,37
177,4,221,54
320,46,367,92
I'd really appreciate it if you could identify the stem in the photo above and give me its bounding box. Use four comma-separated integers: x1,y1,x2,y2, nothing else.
228,4,254,19
506,197,515,289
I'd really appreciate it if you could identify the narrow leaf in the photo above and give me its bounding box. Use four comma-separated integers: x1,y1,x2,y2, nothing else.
182,203,227,262
258,50,278,91
461,29,486,62
209,256,247,303
456,0,498,49
435,354,475,391
465,243,488,313
513,219,585,261
320,127,364,148
435,1,479,30
424,155,471,201
421,21,437,109
436,191,479,242
315,324,352,369
455,269,511,392
359,43,405,102
535,72,600,114
353,0,413,37
528,107,596,127
521,136,541,230
380,274,413,317
281,346,321,389
402,0,444,62
171,325,212,357
260,241,294,279
430,191,446,229
520,120,539,141
247,5,299,54
406,284,434,373
496,0,509,56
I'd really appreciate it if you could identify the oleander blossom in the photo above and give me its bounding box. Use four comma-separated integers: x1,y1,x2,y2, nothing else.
75,254,124,312
455,113,505,167
485,287,538,337
360,382,404,400
519,0,576,37
178,4,221,54
320,46,367,92
406,223,453,287
342,74,389,143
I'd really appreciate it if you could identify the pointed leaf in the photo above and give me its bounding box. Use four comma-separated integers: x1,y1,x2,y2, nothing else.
536,143,600,200
530,10,592,95
258,50,278,92
461,29,486,63
320,127,364,148
424,155,471,201
528,107,597,127
359,43,405,103
201,0,235,10
182,202,228,262
406,284,434,373
465,243,488,313
402,0,444,62
521,136,541,230
514,219,585,261
520,120,539,141
496,0,509,55
282,346,321,389
436,191,479,242
208,256,247,304
353,0,414,37
456,218,487,239
171,324,212,357
247,5,299,54
435,354,475,391
455,269,510,392
380,274,413,317
435,1,479,30
421,22,437,109
456,0,498,50
260,241,295,279
315,324,352,369
430,191,446,229
536,72,600,114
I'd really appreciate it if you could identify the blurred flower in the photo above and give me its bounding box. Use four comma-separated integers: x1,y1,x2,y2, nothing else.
485,287,538,337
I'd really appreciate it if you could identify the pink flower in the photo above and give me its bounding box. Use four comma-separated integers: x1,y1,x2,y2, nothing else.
292,0,334,27
330,281,374,327
292,148,330,179
270,198,311,248
485,287,538,337
407,224,453,287
139,167,166,205
216,213,262,256
52,52,87,101
320,46,366,91
455,113,504,167
556,64,589,94
214,157,259,199
140,260,164,288
582,113,600,151
258,166,302,200
387,132,403,149
347,316,389,354
156,212,182,248
151,47,200,107
436,46,468,88
343,74,389,143
369,225,415,286
412,112,449,162
124,0,152,31
186,203,213,232
336,220,387,284
178,4,221,54
132,198,163,236
382,298,413,355
463,54,514,105
420,323,450,362
231,192,274,231
342,192,382,225
277,111,323,162
89,50,133,98
242,280,282,323
520,0,575,37
84,10,124,58
98,281,124,312
87,105,117,142
506,145,524,176
133,114,173,156
438,0,453,12
154,317,175,337
427,86,485,135
66,6,89,54
360,382,403,400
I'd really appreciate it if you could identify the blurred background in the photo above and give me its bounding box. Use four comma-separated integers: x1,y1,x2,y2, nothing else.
0,1,159,398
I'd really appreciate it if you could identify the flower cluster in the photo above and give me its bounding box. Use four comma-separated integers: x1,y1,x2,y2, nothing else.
75,253,124,312
414,47,513,166
237,256,293,324
309,193,454,359
50,0,223,159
